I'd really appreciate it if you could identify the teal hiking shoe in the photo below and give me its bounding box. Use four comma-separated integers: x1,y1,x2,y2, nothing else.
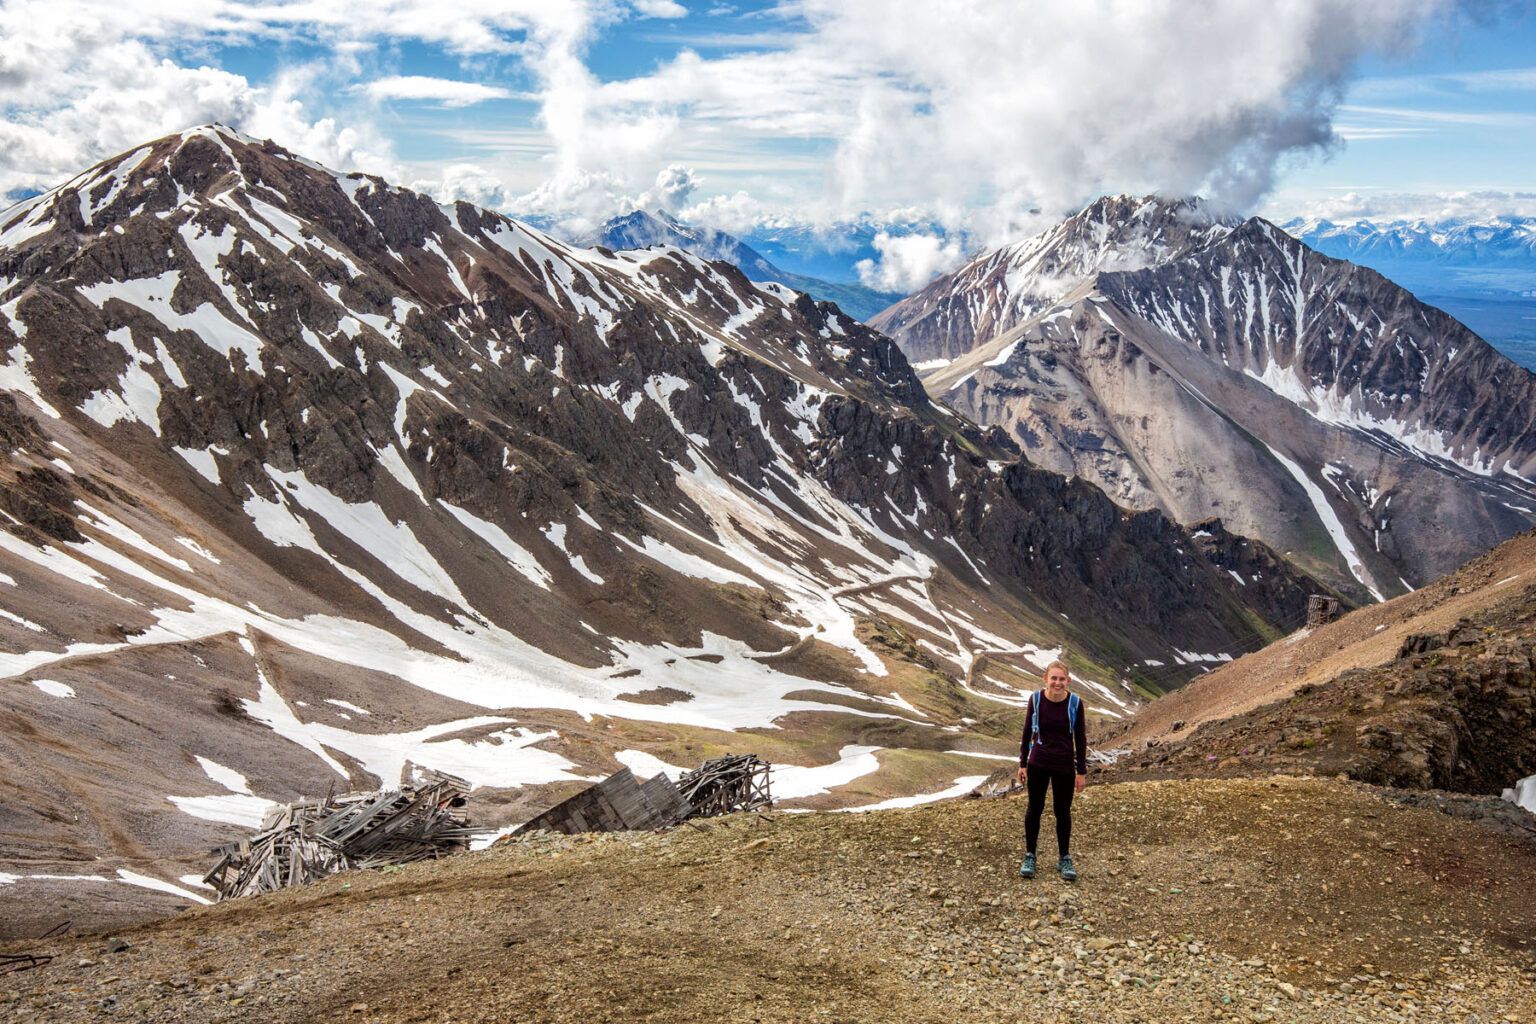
1019,853,1037,879
1058,856,1077,882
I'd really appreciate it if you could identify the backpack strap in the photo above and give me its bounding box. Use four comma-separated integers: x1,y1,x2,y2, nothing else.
1031,691,1082,759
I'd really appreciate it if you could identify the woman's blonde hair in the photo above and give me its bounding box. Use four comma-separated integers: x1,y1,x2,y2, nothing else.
1042,660,1071,683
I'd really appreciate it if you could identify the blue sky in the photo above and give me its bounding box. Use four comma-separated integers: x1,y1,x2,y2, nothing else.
1270,6,1536,220
1,1,1533,286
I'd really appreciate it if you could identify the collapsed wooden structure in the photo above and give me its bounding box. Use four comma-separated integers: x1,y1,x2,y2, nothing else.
204,770,479,900
511,767,690,837
1307,594,1343,627
677,753,772,817
511,753,773,838
204,754,775,899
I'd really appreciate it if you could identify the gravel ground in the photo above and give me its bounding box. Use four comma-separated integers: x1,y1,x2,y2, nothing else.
2,776,1533,1023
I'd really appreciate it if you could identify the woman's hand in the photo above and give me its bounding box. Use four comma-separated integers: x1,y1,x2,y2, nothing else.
1075,773,1087,794
1017,766,1027,785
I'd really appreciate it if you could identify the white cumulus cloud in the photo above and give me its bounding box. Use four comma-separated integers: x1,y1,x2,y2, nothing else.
856,232,967,292
411,164,516,209
362,76,516,107
539,0,1453,245
639,164,700,212
0,1,688,200
1275,189,1536,224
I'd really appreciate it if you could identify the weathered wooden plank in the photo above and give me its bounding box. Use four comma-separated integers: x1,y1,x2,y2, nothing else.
206,772,478,900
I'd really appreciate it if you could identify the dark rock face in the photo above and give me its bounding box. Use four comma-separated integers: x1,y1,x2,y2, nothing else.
1359,618,1536,794
1099,220,1536,481
0,130,1327,917
874,194,1536,602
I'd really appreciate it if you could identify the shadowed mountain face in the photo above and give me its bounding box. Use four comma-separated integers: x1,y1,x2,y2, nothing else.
1282,216,1536,372
0,128,1317,922
581,209,906,321
873,195,1536,603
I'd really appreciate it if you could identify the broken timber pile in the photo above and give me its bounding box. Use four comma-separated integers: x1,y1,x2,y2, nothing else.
511,767,690,837
0,953,53,976
677,754,771,818
510,754,774,839
204,771,481,900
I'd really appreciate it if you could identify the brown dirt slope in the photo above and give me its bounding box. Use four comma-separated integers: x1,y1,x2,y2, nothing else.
3,776,1533,1023
1105,572,1536,805
1110,527,1536,751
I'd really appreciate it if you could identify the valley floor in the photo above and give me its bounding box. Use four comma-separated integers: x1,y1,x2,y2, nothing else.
2,776,1532,1023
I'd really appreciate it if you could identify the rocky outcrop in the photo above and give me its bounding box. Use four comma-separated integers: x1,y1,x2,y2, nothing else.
1112,585,1536,799
1355,619,1536,792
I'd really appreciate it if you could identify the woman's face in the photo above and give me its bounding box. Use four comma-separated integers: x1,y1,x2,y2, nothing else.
1046,667,1070,698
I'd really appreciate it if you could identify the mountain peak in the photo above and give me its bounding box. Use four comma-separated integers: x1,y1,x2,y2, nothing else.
1073,192,1230,228
868,192,1236,357
877,180,1536,602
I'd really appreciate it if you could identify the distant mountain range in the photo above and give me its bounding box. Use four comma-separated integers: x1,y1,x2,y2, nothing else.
578,209,905,321
1283,215,1536,273
1283,216,1536,370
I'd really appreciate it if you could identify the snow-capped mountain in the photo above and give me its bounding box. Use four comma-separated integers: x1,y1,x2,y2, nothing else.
580,209,905,321
1284,215,1536,271
874,196,1536,602
583,208,782,278
0,130,1315,920
870,196,1238,365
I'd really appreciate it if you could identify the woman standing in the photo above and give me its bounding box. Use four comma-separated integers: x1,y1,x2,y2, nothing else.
1017,660,1087,881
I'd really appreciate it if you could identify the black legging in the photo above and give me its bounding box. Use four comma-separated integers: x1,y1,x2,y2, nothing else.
1024,764,1075,857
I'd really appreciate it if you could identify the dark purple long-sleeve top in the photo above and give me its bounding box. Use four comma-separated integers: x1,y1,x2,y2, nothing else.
1019,691,1087,775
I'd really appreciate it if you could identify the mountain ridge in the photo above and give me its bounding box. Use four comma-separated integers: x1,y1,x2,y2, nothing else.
869,194,1239,363
1283,213,1536,269
1281,213,1536,369
0,128,1319,928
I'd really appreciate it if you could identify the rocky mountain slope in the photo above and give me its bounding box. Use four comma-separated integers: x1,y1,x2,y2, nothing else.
0,129,1317,928
869,196,1236,365
873,196,1536,601
1283,214,1536,371
3,775,1533,1023
1106,526,1536,806
579,209,905,320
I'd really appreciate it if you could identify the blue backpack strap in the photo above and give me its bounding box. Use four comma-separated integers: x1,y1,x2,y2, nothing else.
1031,689,1044,739
1068,693,1080,733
